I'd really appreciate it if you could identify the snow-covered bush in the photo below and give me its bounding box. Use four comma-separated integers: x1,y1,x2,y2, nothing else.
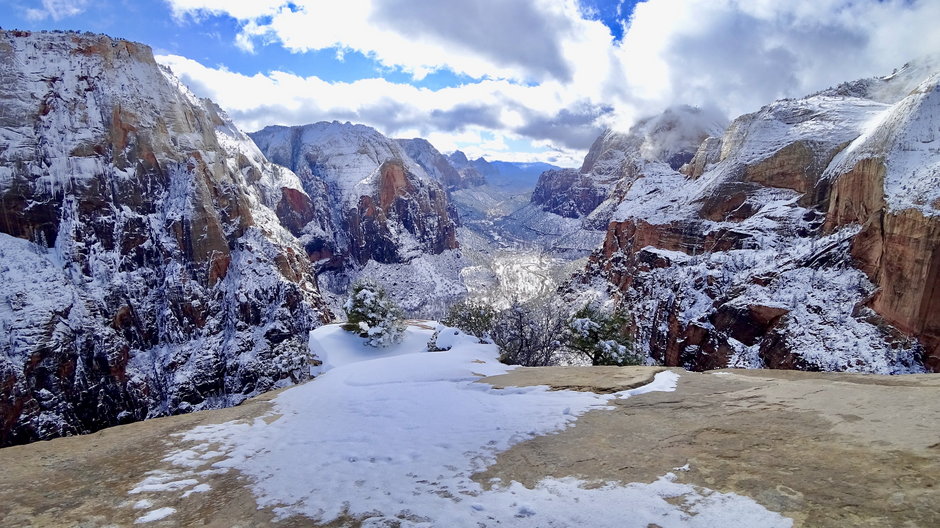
342,280,405,347
441,300,497,343
427,325,462,351
565,305,639,366
490,297,566,366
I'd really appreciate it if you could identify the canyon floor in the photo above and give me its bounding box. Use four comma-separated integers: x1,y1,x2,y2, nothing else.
1,343,937,527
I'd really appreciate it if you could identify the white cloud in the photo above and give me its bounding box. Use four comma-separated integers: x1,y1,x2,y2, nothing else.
24,0,91,21
165,0,284,22
165,0,610,83
162,0,940,165
614,0,940,124
158,54,593,165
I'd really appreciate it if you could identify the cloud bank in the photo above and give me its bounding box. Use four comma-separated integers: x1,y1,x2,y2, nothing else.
162,0,940,164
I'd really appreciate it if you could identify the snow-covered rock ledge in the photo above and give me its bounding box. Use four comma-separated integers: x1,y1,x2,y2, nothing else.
1,323,937,527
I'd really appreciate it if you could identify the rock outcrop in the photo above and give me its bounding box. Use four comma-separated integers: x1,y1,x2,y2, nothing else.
397,138,465,191
570,63,938,373
445,150,490,188
532,106,726,226
0,30,331,446
1,365,937,527
822,72,940,370
249,122,460,268
530,168,608,218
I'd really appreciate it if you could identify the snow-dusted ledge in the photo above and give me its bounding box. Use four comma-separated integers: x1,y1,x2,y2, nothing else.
126,324,791,527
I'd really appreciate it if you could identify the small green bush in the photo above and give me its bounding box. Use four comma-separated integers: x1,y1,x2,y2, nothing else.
565,305,639,366
342,280,405,347
441,300,497,343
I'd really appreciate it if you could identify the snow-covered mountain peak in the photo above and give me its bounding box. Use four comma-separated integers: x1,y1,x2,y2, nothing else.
251,121,431,204
396,137,465,190
632,105,728,167
826,71,940,217
580,105,727,178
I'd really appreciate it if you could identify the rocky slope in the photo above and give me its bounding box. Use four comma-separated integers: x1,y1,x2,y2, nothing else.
446,150,491,188
569,62,939,373
250,123,459,266
0,30,332,446
250,122,465,314
532,105,727,225
397,138,467,191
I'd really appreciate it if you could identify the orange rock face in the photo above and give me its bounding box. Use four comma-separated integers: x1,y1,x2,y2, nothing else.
0,31,332,447
825,157,940,369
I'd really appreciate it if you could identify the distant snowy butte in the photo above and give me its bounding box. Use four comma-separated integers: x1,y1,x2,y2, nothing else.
1,325,937,528
568,64,940,373
249,122,466,315
249,122,459,268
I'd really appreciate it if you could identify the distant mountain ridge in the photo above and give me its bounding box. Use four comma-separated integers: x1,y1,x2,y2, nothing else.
249,122,459,269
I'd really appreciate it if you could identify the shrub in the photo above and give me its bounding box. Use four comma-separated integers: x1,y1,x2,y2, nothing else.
490,297,565,366
441,300,497,343
342,280,405,347
565,305,639,366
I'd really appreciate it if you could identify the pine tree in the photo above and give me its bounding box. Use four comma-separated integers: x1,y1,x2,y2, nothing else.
565,305,639,366
441,299,497,343
342,280,405,347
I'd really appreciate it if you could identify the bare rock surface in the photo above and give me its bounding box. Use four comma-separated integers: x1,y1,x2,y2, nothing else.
477,367,940,528
1,367,937,527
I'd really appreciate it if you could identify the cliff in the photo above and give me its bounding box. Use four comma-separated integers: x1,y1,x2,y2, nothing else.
531,106,726,225
0,30,331,446
250,122,459,268
570,62,938,373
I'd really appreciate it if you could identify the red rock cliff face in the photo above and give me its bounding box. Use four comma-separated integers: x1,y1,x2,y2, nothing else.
571,79,934,374
0,31,332,447
825,159,940,370
347,160,458,264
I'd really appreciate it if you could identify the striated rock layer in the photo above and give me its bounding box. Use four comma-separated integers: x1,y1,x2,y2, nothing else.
570,62,939,373
0,30,332,446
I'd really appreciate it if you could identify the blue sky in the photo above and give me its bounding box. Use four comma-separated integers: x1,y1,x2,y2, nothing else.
3,1,939,166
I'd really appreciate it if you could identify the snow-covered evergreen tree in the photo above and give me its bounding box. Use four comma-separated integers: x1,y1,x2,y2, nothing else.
441,300,498,343
565,305,639,366
342,280,405,347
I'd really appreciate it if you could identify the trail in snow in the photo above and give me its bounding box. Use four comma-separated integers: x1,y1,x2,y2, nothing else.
127,324,792,527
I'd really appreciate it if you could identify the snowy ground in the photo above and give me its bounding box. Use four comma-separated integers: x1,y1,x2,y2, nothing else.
125,324,792,527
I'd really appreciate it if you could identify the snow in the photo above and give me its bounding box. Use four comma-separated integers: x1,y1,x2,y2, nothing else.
134,507,176,524
250,121,433,207
181,484,211,498
129,323,791,526
319,249,468,318
826,73,940,216
0,30,332,442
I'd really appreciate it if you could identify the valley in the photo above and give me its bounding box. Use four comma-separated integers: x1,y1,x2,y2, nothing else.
0,2,939,524
1,29,939,448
